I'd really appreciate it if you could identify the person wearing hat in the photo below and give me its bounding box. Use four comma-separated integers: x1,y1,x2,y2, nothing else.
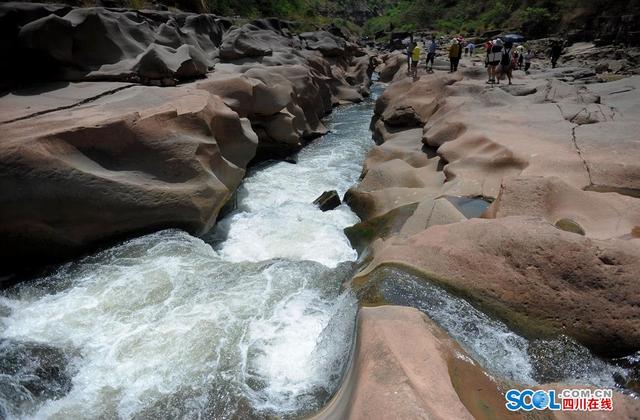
486,38,503,83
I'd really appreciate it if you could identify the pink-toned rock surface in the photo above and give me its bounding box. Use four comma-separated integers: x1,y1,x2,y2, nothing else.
0,84,256,267
348,53,640,360
354,216,640,356
485,176,640,240
313,305,512,420
0,81,133,124
313,307,640,420
0,7,373,271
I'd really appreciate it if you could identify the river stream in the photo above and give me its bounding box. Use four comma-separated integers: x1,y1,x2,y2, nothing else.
0,80,633,419
0,86,383,419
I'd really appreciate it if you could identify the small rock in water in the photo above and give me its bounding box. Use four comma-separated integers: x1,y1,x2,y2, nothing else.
313,190,341,211
554,218,586,235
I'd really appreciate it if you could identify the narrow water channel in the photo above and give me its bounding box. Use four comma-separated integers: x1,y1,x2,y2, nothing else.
0,85,384,419
370,266,633,390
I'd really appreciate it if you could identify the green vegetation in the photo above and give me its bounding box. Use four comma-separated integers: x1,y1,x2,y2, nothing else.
76,0,640,38
520,6,556,38
362,0,640,37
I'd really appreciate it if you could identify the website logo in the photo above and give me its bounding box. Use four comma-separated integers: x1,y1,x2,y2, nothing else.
505,388,614,412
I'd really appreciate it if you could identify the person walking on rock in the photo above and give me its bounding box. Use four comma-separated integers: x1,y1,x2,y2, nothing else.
486,39,502,84
484,39,492,79
411,42,421,78
426,35,437,72
550,41,562,68
523,49,534,73
467,42,475,56
406,42,412,74
516,44,525,69
449,39,461,72
498,40,514,84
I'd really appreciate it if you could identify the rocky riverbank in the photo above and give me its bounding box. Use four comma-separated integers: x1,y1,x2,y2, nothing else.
0,3,374,275
2,3,640,418
332,51,640,416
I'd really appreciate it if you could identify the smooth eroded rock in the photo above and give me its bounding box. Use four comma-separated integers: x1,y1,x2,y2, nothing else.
355,216,640,357
313,305,509,420
0,83,257,270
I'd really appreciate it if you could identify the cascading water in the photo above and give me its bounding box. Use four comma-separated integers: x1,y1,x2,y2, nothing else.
0,85,385,420
370,266,632,390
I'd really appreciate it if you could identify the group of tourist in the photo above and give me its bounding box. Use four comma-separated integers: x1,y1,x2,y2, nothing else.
405,34,563,84
406,35,440,77
484,38,536,84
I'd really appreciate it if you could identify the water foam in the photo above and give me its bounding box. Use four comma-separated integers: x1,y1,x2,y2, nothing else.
0,87,382,419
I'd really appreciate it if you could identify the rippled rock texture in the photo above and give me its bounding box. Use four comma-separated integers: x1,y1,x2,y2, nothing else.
349,56,640,359
0,3,374,272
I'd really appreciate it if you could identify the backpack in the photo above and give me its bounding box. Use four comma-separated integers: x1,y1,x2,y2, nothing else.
501,48,512,66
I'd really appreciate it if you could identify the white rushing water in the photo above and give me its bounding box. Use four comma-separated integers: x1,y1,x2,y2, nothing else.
0,86,384,419
373,267,629,389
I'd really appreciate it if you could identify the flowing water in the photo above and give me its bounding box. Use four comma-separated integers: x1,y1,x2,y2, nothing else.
0,79,635,419
0,85,384,420
370,266,632,390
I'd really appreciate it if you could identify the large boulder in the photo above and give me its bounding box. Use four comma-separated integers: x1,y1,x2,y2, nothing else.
376,51,406,82
354,216,640,357
219,24,298,60
299,31,347,57
1,4,223,83
0,82,257,272
313,305,506,419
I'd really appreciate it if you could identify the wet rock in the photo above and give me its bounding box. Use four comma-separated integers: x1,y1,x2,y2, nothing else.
283,154,298,164
612,351,640,394
313,190,341,211
313,306,508,420
354,216,640,357
344,203,419,254
0,339,72,416
443,195,491,219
